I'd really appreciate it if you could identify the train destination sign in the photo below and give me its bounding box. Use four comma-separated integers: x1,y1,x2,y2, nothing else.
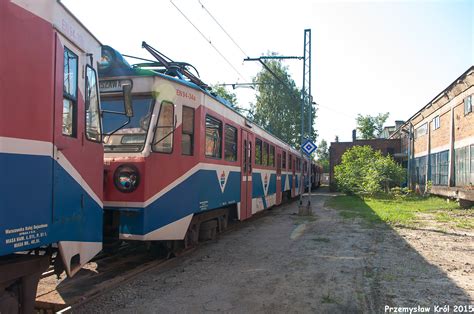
99,79,133,93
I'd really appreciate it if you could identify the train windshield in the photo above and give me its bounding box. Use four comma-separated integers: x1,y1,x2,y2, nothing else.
101,97,154,152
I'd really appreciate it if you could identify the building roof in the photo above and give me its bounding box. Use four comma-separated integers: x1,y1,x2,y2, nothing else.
389,65,474,138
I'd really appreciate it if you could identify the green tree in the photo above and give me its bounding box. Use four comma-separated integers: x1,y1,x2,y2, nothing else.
252,59,317,148
316,139,329,172
211,85,238,107
356,112,389,139
334,145,404,195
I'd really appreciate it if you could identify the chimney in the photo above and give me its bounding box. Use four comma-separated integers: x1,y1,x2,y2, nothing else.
395,120,404,130
352,129,357,142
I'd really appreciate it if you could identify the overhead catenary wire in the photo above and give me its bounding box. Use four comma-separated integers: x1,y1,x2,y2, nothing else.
317,103,358,119
197,0,249,58
169,0,247,82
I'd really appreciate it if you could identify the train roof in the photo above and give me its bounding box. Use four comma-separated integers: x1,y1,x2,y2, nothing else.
99,45,305,158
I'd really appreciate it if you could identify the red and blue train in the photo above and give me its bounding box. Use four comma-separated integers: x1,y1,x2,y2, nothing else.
98,43,321,247
0,1,108,312
0,1,320,312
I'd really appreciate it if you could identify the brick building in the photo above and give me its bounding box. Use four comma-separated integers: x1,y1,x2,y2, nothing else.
390,66,474,206
329,137,401,191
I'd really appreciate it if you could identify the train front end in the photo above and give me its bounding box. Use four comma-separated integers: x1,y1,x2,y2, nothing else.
99,46,200,246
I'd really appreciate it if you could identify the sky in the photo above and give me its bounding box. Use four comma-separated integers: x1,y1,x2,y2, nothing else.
63,0,473,146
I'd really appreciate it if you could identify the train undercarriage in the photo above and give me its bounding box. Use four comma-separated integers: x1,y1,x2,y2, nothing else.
0,254,50,313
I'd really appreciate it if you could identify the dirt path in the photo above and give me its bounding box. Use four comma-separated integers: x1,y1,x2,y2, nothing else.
78,189,473,313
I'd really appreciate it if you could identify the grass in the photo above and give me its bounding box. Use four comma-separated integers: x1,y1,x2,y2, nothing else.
434,209,474,229
325,194,474,228
321,293,337,304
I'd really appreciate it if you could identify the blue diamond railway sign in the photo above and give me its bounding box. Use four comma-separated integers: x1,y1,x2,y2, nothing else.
302,139,317,156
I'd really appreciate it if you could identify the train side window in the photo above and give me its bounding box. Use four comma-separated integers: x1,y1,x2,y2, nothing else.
263,142,269,166
153,101,175,153
269,145,275,167
205,115,222,158
181,106,194,155
282,151,287,169
289,154,292,170
224,125,238,161
85,65,101,142
255,138,262,165
62,47,78,137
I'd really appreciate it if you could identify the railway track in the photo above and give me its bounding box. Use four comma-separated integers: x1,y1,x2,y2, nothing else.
35,243,199,313
34,209,271,313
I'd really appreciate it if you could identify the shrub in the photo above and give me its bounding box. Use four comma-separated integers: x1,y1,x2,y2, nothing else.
334,145,405,196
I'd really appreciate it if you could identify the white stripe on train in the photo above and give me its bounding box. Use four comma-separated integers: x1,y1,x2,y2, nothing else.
0,136,102,207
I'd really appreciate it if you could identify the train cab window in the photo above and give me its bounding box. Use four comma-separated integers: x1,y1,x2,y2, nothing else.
289,154,293,170
304,161,307,172
85,66,101,142
153,101,175,153
296,158,301,171
282,151,287,169
263,142,269,166
269,145,275,167
181,106,194,155
62,47,78,137
224,125,238,161
205,115,222,158
255,138,262,165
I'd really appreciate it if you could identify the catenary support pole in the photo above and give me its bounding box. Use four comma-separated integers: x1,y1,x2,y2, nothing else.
299,31,307,207
307,29,312,208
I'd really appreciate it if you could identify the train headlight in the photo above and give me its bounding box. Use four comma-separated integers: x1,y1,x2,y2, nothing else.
114,165,140,193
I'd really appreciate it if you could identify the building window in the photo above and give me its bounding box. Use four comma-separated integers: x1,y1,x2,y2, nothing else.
431,150,449,186
455,145,473,186
414,123,427,139
181,106,194,155
224,125,238,161
153,101,175,153
85,65,101,142
255,138,262,165
63,47,78,137
433,115,440,130
282,151,287,169
465,95,472,115
205,115,222,158
262,142,269,166
269,145,275,167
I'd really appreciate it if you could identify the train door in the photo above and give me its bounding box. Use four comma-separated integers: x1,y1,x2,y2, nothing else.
240,129,253,220
291,157,296,197
276,151,282,205
52,37,103,276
